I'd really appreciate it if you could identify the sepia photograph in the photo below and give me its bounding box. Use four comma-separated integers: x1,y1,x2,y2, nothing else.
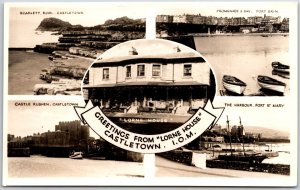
2,1,298,187
156,3,291,96
7,4,146,95
5,100,144,179
155,101,291,178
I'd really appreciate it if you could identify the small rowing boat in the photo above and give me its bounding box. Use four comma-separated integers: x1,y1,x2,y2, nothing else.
257,75,286,93
69,151,83,159
222,75,247,95
272,61,290,73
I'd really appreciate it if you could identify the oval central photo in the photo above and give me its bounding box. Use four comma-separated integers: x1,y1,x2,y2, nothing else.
82,39,216,135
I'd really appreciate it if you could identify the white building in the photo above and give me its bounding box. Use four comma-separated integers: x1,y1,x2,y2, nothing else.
84,48,213,116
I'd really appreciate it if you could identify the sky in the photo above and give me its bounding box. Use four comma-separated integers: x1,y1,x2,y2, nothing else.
9,4,147,28
213,97,291,133
153,2,293,18
8,2,292,28
8,100,98,138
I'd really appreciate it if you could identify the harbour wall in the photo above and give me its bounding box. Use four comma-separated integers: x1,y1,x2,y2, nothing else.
158,150,290,175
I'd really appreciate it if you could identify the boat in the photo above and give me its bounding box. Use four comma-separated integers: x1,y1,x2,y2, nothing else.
218,152,267,164
261,144,279,157
272,70,290,79
272,61,290,73
217,116,268,164
222,75,247,95
257,75,286,93
69,151,83,159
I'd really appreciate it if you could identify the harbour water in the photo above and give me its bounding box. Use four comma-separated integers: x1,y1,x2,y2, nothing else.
194,35,289,95
217,142,291,165
262,143,291,165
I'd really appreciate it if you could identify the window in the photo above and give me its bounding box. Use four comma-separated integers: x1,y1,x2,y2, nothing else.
152,64,161,77
137,65,145,77
103,68,109,79
183,64,192,76
126,66,131,78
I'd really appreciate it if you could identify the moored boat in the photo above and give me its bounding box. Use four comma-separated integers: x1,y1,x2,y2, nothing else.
217,116,268,164
218,153,267,164
272,70,290,79
272,61,290,73
257,75,286,93
69,151,83,159
222,75,247,95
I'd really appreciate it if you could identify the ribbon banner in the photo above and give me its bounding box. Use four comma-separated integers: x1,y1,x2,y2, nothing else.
75,100,224,154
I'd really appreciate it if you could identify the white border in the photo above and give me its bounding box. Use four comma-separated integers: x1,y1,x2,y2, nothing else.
3,1,298,187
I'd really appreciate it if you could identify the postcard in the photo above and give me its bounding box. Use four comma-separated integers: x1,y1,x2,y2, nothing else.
2,1,298,187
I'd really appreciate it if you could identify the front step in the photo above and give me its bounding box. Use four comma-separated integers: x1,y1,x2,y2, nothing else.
174,106,190,115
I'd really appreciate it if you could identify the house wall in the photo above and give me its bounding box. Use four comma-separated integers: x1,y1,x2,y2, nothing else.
89,61,210,86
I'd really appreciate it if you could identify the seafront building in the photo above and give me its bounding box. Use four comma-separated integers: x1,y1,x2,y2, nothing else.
157,14,288,33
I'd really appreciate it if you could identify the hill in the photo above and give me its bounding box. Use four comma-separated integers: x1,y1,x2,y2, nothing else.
36,17,145,32
245,126,289,139
36,17,73,31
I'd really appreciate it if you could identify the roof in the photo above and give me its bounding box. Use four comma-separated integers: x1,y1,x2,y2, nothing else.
92,52,206,67
83,81,209,89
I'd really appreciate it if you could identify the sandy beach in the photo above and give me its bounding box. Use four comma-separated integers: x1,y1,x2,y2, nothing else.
8,50,50,95
8,50,93,95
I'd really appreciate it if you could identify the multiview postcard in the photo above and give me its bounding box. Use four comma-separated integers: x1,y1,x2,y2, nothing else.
2,1,298,187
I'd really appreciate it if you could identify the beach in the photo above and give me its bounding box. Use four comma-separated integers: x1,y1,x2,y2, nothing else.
8,50,50,95
8,50,93,95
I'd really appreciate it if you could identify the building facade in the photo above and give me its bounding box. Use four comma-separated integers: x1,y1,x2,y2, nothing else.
85,49,214,116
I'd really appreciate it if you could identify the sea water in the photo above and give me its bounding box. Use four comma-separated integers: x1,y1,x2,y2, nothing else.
9,19,60,48
195,35,289,95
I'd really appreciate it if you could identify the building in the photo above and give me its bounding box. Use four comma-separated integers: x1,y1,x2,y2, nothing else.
8,120,91,156
281,18,289,32
173,15,193,23
247,16,263,25
7,134,15,142
84,45,215,133
192,15,205,24
156,15,173,23
55,120,90,147
231,125,238,136
217,17,228,25
211,124,221,132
